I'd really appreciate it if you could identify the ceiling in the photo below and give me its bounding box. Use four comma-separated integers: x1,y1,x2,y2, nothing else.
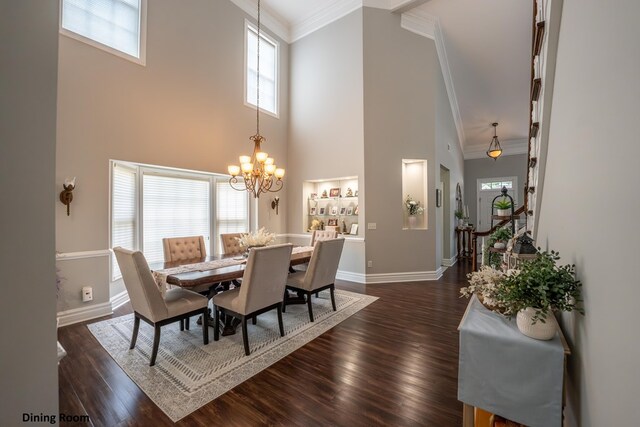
258,0,533,156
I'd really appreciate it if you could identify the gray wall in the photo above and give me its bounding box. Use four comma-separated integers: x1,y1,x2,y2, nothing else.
56,0,289,311
535,0,640,425
287,9,366,274
363,7,438,273
464,154,527,230
0,1,59,423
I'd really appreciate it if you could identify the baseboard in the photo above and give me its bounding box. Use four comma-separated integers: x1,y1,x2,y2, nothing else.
336,270,367,283
110,290,130,310
337,267,445,284
442,256,458,267
57,301,113,327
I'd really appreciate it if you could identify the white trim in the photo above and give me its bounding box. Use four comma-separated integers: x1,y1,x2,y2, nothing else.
57,301,113,327
110,290,130,310
336,270,367,283
463,138,529,160
442,256,457,267
290,0,362,42
280,233,366,243
59,0,147,66
56,249,111,261
364,267,445,283
400,11,465,156
229,0,291,42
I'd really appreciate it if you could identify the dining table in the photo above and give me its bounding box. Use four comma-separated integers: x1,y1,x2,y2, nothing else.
148,245,315,335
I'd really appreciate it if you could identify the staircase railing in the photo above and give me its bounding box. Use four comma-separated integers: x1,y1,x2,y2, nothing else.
471,205,526,271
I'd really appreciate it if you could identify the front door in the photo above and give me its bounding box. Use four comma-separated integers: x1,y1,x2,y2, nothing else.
476,177,517,230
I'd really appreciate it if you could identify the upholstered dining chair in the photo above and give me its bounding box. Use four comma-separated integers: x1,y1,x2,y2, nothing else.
221,233,244,255
310,229,338,246
212,244,293,356
162,235,207,262
284,238,345,322
113,247,209,366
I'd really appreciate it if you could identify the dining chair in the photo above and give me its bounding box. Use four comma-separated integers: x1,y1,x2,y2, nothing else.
113,247,209,366
162,236,207,262
284,238,345,322
212,244,293,356
310,229,338,246
221,233,244,255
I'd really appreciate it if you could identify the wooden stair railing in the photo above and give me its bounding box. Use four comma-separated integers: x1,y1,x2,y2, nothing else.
471,205,526,271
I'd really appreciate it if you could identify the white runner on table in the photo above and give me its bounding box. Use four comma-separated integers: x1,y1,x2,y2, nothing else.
152,246,314,293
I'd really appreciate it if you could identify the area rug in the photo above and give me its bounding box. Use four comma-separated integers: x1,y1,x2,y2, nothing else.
88,289,377,422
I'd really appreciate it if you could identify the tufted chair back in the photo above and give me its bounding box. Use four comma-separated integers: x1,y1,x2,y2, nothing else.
302,238,345,292
221,233,244,255
310,229,338,246
162,236,207,262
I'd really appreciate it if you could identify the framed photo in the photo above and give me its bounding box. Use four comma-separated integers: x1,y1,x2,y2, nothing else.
319,207,326,215
436,189,442,207
310,207,317,215
327,218,338,226
346,207,353,215
329,188,340,198
354,205,359,215
310,192,317,200
330,206,338,215
350,223,358,235
339,207,346,215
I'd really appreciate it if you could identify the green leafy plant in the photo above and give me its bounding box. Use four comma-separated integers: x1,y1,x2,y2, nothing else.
497,250,584,323
482,227,512,267
494,199,512,210
455,210,464,219
491,226,512,242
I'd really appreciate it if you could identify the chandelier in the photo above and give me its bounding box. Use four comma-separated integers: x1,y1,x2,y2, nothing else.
486,122,503,160
227,0,284,198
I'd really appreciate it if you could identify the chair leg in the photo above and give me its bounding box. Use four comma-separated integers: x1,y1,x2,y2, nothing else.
185,317,190,330
277,305,284,337
241,317,250,356
315,291,319,298
130,315,140,349
179,319,184,331
282,291,287,313
307,292,314,322
213,306,220,341
252,316,257,325
202,308,209,345
330,284,337,311
150,324,161,366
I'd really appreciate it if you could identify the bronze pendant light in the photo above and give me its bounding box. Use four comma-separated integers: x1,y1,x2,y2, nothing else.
486,122,503,160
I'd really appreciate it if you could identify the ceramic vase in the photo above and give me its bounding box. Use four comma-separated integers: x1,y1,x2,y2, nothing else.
516,307,557,340
408,215,418,229
497,208,511,217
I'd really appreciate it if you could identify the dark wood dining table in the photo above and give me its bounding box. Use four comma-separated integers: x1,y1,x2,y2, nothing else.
148,246,314,335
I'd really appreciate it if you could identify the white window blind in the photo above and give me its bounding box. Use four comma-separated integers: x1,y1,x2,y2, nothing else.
246,24,278,115
111,163,137,280
61,0,143,59
216,180,249,253
143,174,210,264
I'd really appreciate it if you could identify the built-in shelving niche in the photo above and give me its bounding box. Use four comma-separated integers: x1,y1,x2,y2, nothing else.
302,177,359,235
402,159,428,230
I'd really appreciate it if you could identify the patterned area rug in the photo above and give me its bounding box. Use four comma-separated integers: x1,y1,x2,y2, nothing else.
88,289,377,422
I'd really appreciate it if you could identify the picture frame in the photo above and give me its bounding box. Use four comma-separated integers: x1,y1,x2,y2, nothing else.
346,207,353,215
310,207,317,215
310,192,317,200
354,205,359,215
436,189,442,207
350,223,358,235
330,206,338,215
327,218,338,226
319,207,326,215
339,207,346,215
329,188,340,198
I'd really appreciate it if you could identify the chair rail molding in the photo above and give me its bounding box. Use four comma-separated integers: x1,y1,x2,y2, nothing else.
56,249,111,261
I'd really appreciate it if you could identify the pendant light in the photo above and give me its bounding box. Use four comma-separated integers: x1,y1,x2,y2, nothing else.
486,122,503,160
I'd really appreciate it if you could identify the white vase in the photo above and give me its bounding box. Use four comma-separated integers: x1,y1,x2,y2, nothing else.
497,208,511,217
408,215,418,229
457,219,465,228
493,241,506,250
516,307,557,340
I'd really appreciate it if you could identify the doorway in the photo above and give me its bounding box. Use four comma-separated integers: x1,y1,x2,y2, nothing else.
476,176,517,230
440,166,451,265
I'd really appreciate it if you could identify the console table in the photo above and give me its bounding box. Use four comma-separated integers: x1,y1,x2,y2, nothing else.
458,296,570,427
455,226,474,263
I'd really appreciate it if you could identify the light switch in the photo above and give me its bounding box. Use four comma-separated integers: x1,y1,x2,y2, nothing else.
367,223,377,230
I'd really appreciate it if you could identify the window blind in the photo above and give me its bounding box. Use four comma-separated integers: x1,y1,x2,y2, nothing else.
247,26,277,115
216,180,249,253
111,163,137,280
142,173,210,264
62,0,142,58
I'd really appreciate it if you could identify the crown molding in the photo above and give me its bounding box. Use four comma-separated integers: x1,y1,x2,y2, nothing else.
463,138,529,160
290,0,362,42
401,10,466,156
229,0,291,42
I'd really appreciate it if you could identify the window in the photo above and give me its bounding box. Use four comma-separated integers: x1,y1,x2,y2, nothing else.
480,180,514,191
109,161,250,280
60,0,147,64
245,21,278,116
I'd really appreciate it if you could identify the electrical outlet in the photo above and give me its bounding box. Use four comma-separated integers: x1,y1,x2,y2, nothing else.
82,286,93,302
367,223,377,230
367,260,373,268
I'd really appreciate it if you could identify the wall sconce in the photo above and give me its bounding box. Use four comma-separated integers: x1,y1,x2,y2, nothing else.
59,177,76,216
271,197,280,215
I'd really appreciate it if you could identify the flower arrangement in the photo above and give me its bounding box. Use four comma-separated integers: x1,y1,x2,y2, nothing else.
460,266,507,311
404,195,425,216
237,227,276,248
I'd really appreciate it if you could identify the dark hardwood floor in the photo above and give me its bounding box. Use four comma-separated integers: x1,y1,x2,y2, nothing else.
58,262,473,426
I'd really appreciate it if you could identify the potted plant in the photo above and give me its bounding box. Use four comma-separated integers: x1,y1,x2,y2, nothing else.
494,199,512,217
490,226,512,250
497,250,583,340
455,210,465,227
